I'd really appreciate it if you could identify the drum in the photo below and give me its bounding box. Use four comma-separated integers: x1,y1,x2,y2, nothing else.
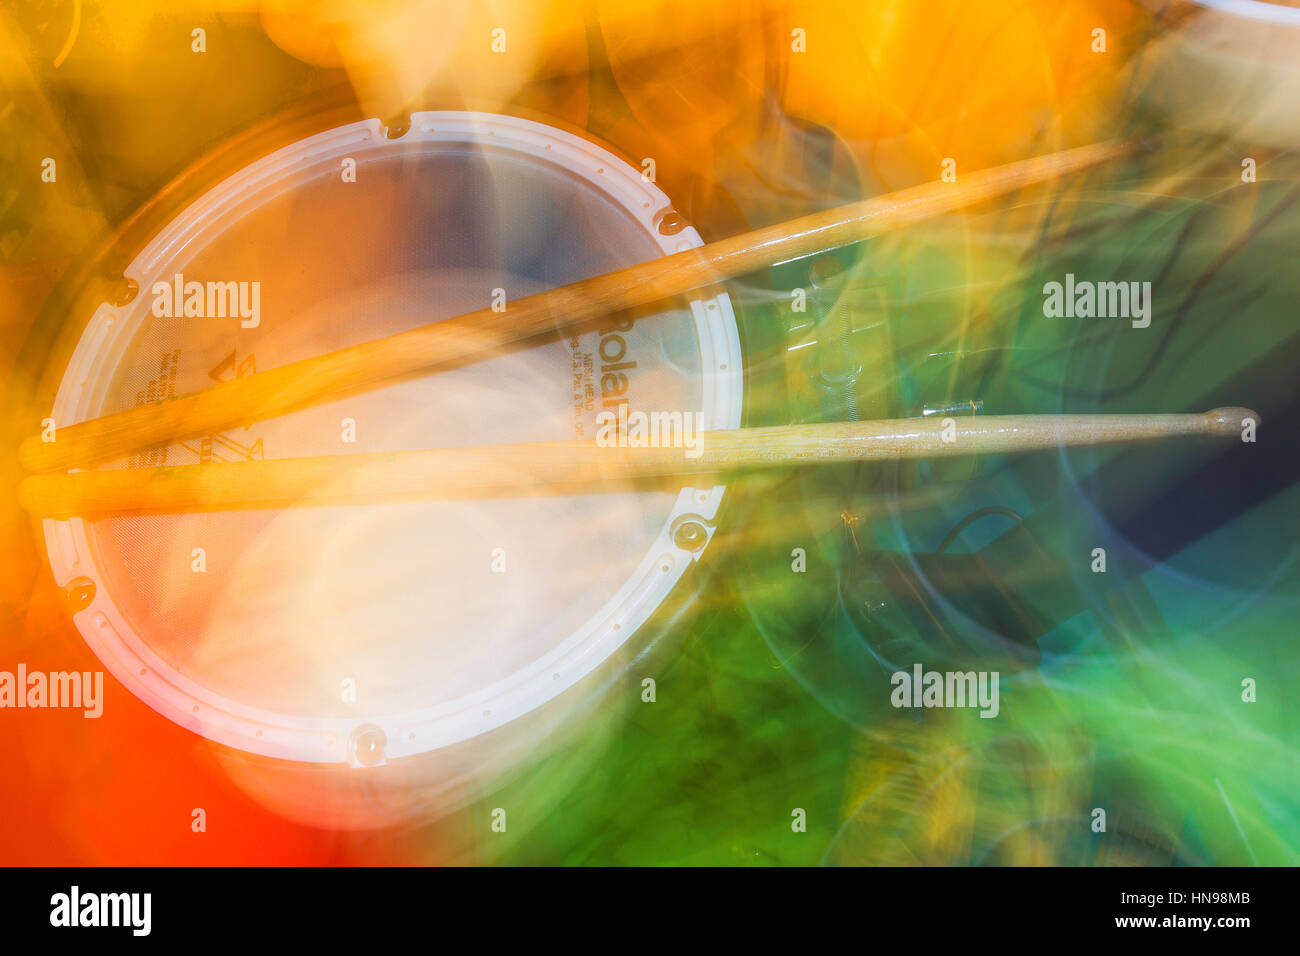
1135,0,1300,147
37,111,742,812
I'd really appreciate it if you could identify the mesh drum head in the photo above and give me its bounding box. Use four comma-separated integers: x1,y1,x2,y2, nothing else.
42,111,742,766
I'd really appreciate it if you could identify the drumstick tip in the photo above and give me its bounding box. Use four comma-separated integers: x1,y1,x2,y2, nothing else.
1203,406,1259,435
17,474,48,517
18,435,44,473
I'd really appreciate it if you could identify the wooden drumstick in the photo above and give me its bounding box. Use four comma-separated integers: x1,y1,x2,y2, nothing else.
19,139,1132,474
19,408,1255,517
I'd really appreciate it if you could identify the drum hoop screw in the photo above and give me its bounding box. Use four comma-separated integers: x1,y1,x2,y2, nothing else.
111,277,139,307
657,210,686,236
672,518,709,552
350,725,387,767
65,576,96,612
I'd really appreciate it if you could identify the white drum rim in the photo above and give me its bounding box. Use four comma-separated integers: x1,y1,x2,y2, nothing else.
42,110,744,766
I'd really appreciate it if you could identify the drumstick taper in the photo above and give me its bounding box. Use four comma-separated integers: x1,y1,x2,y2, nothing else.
20,408,1255,517
19,139,1133,474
